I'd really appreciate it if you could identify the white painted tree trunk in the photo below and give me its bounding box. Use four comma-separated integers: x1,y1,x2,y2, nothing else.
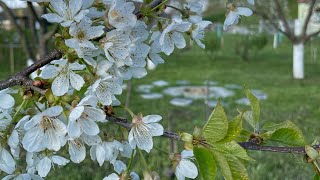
273,34,278,49
293,19,305,79
293,43,304,79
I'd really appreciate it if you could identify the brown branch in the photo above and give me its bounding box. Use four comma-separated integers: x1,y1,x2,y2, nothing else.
254,10,290,37
273,0,294,42
0,50,63,92
305,29,320,42
107,115,318,154
44,24,59,40
301,0,317,41
239,142,320,155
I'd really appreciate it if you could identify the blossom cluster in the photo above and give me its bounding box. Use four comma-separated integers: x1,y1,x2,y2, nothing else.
0,0,253,179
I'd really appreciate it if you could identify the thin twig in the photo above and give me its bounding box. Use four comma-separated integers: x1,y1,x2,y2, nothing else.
301,0,317,41
0,50,63,92
107,115,318,155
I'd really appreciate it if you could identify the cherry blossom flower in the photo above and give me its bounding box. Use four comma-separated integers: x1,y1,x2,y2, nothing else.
27,153,69,177
103,172,140,180
118,43,150,80
128,114,164,152
129,21,149,43
41,0,89,27
2,173,43,180
247,0,255,5
120,141,135,158
8,115,30,158
104,30,132,67
103,173,119,180
108,0,137,29
90,140,123,166
96,58,115,78
0,146,16,174
184,0,203,15
75,47,102,68
190,18,212,48
22,106,67,152
223,4,253,30
40,59,85,96
174,150,198,180
0,88,16,112
22,0,49,2
148,32,165,66
113,160,126,174
87,77,122,106
65,18,105,50
159,21,192,55
68,96,106,138
67,134,101,163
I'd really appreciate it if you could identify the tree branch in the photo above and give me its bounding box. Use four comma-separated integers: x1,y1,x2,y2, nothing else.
0,50,63,92
107,114,319,154
301,0,317,41
273,0,294,42
305,29,320,42
254,10,289,37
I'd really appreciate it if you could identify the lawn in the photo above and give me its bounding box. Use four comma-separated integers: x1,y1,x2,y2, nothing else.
1,33,320,179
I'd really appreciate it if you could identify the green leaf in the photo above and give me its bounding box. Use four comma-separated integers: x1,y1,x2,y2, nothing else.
211,150,232,180
270,128,306,146
225,155,249,180
211,150,249,180
261,120,306,146
314,173,320,180
194,147,217,180
235,129,252,142
211,141,254,162
262,120,302,132
219,114,243,143
243,111,258,130
244,87,260,129
203,103,228,143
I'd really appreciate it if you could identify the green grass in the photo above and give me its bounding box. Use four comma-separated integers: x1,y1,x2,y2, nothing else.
1,33,320,179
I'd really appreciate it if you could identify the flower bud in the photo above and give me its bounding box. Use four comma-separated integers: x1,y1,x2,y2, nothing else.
184,142,194,151
45,90,56,104
305,145,320,162
23,90,33,100
143,171,160,180
193,126,202,139
181,133,193,143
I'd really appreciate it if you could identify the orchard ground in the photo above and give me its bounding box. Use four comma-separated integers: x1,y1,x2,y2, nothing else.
1,33,320,179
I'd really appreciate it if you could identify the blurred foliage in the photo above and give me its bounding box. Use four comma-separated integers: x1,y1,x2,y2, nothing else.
234,34,268,61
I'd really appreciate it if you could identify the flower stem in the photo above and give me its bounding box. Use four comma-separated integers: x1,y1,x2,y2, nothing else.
33,101,42,112
166,5,184,15
120,105,135,118
138,148,149,171
12,99,27,123
148,0,169,14
59,100,71,109
80,59,95,76
126,149,135,172
154,146,169,155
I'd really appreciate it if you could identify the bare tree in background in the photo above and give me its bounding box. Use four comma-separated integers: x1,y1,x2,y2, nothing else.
255,0,320,79
0,1,58,60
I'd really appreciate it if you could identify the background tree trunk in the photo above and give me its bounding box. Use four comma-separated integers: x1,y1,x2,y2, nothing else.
293,43,304,79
